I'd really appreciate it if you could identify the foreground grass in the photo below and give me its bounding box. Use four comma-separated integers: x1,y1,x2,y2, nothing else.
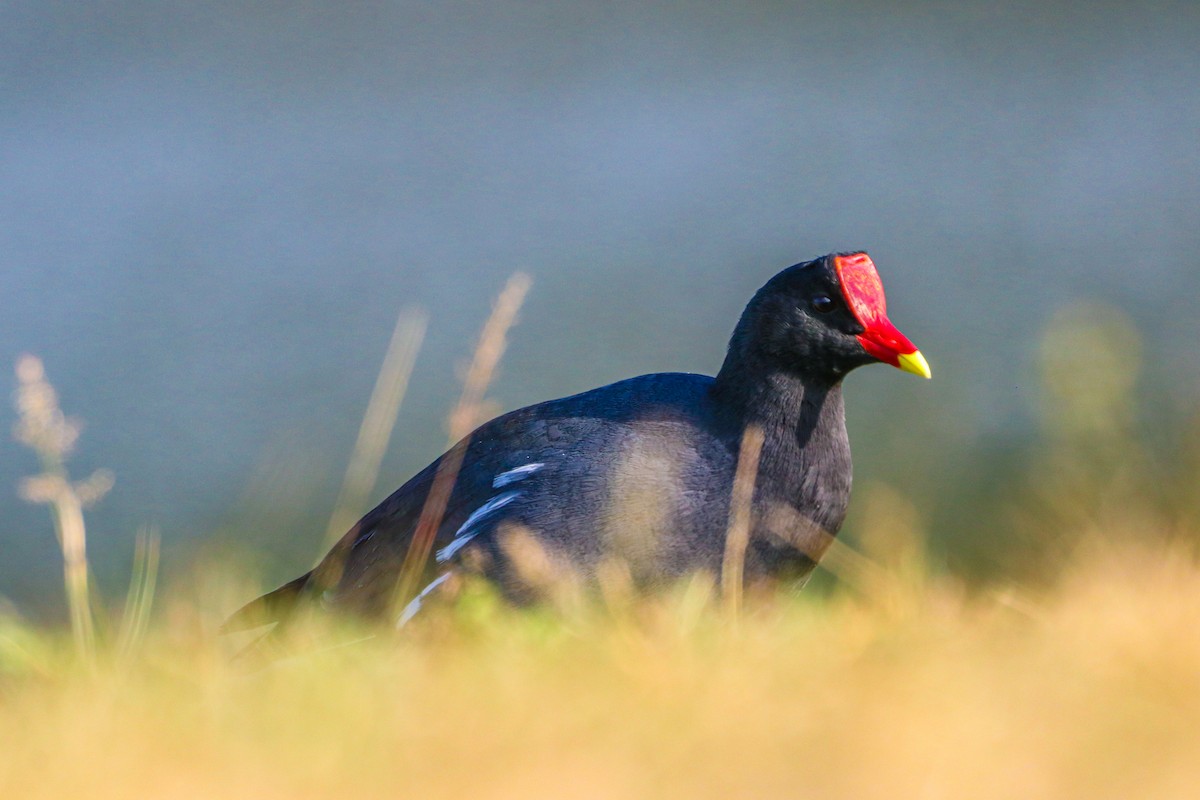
1,541,1198,800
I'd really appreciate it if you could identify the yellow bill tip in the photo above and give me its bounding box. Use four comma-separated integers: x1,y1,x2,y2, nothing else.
896,350,932,379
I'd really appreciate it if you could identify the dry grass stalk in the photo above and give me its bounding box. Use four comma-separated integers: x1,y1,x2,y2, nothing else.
815,484,937,617
392,273,532,615
323,309,428,548
818,537,892,593
499,523,585,613
12,355,113,661
116,527,160,661
6,541,1200,799
722,424,763,617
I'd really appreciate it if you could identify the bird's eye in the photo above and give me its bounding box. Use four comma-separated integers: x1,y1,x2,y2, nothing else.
811,295,838,314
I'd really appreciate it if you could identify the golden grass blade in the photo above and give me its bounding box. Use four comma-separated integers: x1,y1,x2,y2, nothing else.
392,273,532,617
722,424,763,618
323,309,428,548
817,536,890,593
117,527,160,661
50,488,96,660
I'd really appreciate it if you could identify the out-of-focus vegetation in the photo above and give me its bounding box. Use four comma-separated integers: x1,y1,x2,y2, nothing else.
1,517,1198,798
2,304,1199,797
927,303,1200,588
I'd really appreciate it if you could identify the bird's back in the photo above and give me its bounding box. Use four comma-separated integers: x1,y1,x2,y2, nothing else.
301,372,742,617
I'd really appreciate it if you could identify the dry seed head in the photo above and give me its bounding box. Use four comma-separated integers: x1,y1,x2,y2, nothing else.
13,354,82,459
19,473,70,505
76,469,116,507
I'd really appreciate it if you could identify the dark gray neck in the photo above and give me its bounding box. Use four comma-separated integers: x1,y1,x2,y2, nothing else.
711,357,854,535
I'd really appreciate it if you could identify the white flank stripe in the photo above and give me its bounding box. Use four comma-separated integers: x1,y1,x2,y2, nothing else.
396,573,452,628
493,462,545,488
435,532,476,563
435,490,522,563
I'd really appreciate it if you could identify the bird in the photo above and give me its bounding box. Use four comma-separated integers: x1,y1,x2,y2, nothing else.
228,251,930,631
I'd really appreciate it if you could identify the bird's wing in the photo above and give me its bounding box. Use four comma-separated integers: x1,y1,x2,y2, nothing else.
223,372,717,631
225,412,570,628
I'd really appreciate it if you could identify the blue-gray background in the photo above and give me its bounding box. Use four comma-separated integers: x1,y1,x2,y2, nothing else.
4,1,1198,613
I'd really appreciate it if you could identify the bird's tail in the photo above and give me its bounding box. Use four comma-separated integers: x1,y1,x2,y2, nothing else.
220,572,312,633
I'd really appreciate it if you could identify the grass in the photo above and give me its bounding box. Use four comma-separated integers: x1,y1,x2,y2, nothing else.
4,290,1199,798
1,539,1198,799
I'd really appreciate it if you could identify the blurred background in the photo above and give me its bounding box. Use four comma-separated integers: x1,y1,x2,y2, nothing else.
3,0,1199,616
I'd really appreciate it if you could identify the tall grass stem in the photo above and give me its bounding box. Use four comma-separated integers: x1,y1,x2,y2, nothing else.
722,424,763,618
392,273,532,617
323,309,427,548
13,355,112,663
117,527,160,661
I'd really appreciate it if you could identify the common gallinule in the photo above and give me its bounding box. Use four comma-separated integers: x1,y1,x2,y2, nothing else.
230,252,929,628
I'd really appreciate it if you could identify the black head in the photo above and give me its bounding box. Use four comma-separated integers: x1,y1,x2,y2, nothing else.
721,252,929,383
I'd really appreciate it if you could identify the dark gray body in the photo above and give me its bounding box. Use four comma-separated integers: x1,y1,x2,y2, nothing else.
302,369,851,617
233,254,883,627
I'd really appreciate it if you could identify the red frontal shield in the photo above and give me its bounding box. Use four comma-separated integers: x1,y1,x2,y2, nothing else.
833,253,924,372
